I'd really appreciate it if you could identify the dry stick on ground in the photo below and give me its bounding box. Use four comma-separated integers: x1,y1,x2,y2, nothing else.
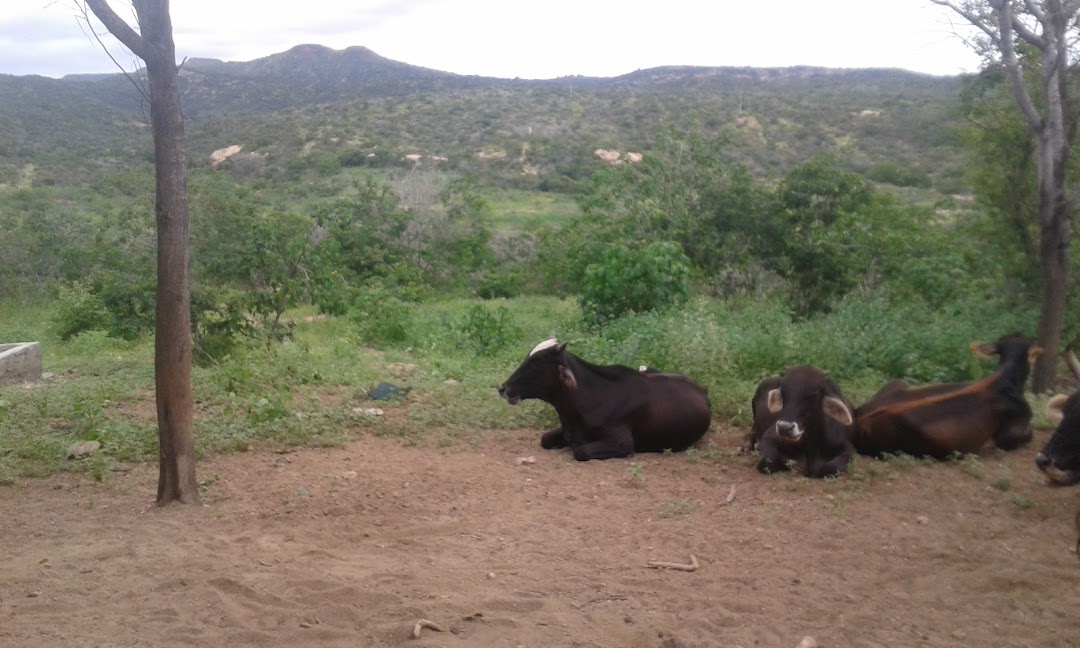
646,554,699,571
412,619,446,639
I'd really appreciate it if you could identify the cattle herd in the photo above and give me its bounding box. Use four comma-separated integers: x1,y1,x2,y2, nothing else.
499,334,1080,551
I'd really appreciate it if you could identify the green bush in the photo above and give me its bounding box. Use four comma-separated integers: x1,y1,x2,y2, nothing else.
96,277,156,340
348,286,416,347
53,281,108,341
453,303,520,356
579,241,692,327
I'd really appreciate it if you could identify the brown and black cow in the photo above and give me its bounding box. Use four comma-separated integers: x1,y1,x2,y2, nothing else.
852,333,1041,460
1036,392,1080,485
747,365,855,478
498,338,711,461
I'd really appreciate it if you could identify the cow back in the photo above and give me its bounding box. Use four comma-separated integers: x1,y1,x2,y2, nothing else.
630,372,712,453
852,342,1035,458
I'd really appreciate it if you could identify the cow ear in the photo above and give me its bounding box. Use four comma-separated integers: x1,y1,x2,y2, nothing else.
970,341,998,359
766,388,783,414
557,342,568,354
1046,393,1069,423
559,364,577,390
823,396,853,426
1028,345,1044,363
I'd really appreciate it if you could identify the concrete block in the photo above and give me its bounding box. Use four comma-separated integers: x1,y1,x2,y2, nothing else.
0,342,43,385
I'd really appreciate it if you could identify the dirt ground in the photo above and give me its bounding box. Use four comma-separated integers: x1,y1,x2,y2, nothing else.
2,424,1078,648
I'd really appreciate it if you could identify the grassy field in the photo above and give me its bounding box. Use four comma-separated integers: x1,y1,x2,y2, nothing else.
0,293,1057,486
485,189,582,233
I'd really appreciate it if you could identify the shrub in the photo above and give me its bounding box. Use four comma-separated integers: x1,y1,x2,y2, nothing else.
454,303,520,356
579,241,692,327
348,286,416,347
96,277,156,340
53,281,109,341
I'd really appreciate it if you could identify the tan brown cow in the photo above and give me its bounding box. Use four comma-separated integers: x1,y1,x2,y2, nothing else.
852,334,1041,459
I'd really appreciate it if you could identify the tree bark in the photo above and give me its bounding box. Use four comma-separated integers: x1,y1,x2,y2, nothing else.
933,0,1079,393
84,0,199,504
1033,195,1070,392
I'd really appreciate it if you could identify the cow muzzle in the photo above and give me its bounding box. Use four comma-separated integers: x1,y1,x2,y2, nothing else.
498,384,521,405
775,420,804,442
1036,453,1080,485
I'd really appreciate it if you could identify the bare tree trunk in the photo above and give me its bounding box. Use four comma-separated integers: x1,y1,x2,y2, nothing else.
1033,197,1070,392
147,45,198,505
84,0,198,504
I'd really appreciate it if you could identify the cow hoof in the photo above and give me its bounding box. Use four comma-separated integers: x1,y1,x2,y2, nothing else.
540,429,568,449
757,459,784,475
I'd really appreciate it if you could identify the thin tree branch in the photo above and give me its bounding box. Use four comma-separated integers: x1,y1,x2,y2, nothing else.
1009,8,1048,47
994,0,1046,133
931,0,1002,43
83,0,150,60
1023,0,1047,21
75,2,150,105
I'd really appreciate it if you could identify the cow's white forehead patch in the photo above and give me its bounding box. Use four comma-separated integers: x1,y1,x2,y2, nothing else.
529,338,560,357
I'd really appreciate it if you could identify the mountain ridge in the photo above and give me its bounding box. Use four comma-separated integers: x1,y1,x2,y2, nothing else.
28,44,963,118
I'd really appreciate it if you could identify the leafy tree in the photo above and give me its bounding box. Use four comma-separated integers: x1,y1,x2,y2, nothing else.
579,241,693,326
427,179,495,289
958,66,1040,291
314,177,411,284
770,156,875,315
581,126,775,283
932,0,1080,391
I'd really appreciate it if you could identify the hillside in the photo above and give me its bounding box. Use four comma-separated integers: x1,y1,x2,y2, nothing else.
0,44,969,193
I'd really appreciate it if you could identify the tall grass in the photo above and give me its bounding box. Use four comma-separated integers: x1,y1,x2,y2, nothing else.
0,292,1034,483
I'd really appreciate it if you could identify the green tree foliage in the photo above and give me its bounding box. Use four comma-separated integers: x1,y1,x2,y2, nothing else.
579,241,692,326
958,67,1039,290
413,178,496,291
192,174,322,345
313,177,412,286
580,126,775,285
770,156,875,315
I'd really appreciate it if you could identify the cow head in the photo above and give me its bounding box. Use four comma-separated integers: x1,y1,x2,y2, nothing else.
970,333,1043,369
498,338,575,405
765,365,853,443
1036,392,1080,485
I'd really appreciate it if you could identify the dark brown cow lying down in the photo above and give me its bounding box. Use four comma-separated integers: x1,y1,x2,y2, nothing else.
498,338,711,461
852,334,1041,460
1036,392,1080,485
748,365,855,478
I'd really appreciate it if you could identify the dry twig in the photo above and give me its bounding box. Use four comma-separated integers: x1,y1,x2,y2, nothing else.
646,554,699,571
412,618,446,639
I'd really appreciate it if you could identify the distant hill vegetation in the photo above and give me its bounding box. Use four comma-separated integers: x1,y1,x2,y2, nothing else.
0,44,969,193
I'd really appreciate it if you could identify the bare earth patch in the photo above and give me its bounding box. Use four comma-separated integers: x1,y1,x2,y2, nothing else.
1,428,1078,647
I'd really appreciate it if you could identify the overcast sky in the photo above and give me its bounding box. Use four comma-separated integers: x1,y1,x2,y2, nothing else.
2,1,984,80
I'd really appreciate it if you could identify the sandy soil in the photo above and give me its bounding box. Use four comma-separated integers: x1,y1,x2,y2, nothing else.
1,425,1078,648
